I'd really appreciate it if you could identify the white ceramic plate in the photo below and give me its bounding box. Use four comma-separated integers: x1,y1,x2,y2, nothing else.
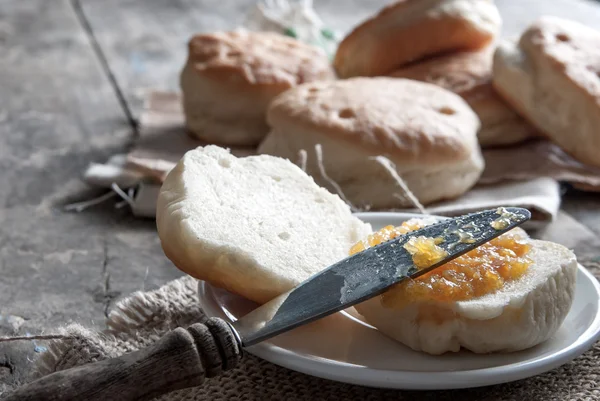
198,212,600,390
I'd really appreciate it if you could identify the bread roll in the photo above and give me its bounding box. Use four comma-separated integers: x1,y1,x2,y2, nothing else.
334,0,501,78
355,222,577,355
156,146,371,304
493,17,600,167
157,148,576,355
180,31,334,147
391,47,537,147
258,77,484,209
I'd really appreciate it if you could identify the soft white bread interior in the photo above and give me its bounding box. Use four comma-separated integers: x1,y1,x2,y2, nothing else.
156,145,372,304
334,0,501,78
492,16,600,167
258,78,484,209
355,229,578,355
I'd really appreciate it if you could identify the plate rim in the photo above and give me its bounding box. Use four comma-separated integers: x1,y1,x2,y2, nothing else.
198,212,600,390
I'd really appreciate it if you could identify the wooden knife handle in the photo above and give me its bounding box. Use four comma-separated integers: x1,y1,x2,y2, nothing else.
5,317,242,401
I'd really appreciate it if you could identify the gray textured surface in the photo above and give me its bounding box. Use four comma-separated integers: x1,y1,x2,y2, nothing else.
1,0,600,398
0,0,183,395
75,0,381,119
76,0,600,119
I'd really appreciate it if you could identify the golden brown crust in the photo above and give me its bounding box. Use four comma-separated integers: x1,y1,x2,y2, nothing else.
493,17,600,166
520,17,600,107
492,81,540,133
391,48,537,147
181,31,334,146
187,31,334,88
266,77,480,164
333,0,501,78
390,47,494,95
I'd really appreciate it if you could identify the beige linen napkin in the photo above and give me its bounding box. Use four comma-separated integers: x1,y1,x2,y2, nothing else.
481,139,600,191
76,91,600,228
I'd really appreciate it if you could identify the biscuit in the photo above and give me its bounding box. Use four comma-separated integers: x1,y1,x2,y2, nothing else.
493,17,600,167
392,47,536,147
259,77,485,209
181,31,334,146
334,0,501,78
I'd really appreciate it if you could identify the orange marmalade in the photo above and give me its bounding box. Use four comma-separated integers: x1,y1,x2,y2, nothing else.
349,219,532,307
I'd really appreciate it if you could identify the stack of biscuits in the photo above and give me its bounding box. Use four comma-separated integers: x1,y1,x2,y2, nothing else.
179,1,600,210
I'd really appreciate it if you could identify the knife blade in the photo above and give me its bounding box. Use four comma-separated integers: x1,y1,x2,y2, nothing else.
6,207,531,401
234,207,531,346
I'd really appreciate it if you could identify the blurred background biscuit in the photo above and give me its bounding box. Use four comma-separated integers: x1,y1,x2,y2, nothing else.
493,16,600,167
391,47,537,147
334,0,501,78
181,31,334,146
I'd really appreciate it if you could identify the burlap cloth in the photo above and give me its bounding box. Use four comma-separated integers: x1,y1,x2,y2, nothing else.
24,211,600,401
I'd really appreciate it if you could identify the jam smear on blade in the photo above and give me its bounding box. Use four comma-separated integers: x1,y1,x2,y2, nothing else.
491,207,519,230
349,219,532,307
403,236,448,269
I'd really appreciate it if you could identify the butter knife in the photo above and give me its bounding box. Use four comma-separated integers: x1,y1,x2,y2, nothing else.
7,207,530,401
